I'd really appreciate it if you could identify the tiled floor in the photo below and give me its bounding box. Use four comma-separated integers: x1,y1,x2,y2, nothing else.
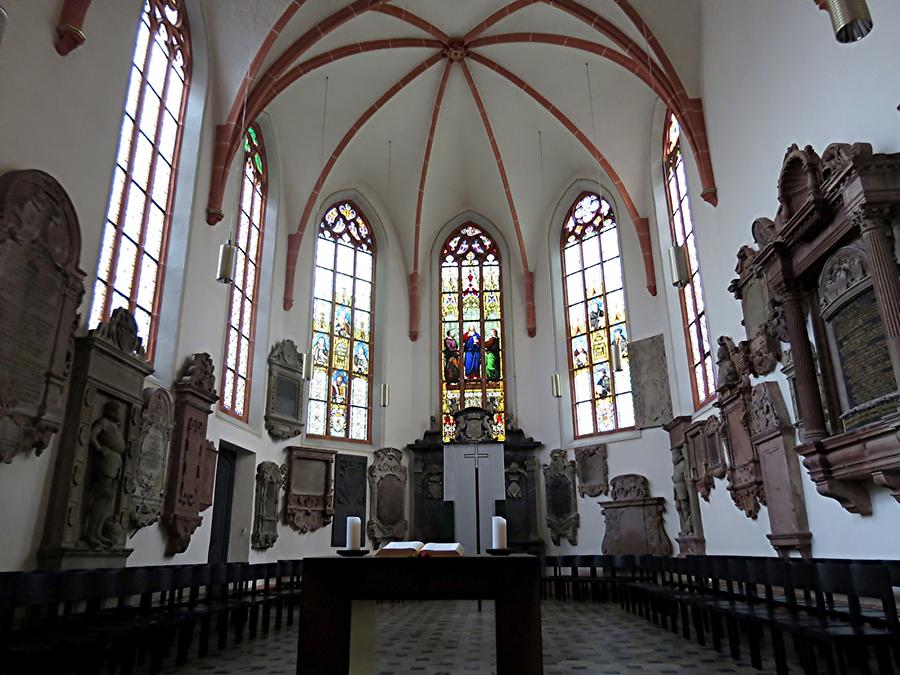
162,600,785,674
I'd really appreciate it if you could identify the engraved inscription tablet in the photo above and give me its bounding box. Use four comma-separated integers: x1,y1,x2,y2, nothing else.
831,288,894,413
331,454,367,548
0,170,85,463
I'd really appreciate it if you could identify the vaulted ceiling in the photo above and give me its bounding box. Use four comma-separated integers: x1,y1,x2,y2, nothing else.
200,0,717,332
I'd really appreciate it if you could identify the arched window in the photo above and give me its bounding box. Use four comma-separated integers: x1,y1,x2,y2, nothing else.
561,192,634,437
306,202,375,442
220,124,267,421
439,224,506,443
89,0,191,362
663,112,714,408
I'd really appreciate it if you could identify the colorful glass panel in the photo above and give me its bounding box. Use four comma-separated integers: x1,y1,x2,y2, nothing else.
439,225,506,442
306,201,375,442
220,124,266,420
561,192,634,437
89,0,191,361
664,112,714,407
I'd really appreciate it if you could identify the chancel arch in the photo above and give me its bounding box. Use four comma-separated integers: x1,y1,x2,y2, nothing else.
549,180,637,443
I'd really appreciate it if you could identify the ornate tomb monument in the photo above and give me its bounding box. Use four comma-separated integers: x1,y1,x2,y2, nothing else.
599,474,672,556
331,453,368,548
162,353,219,555
265,339,305,439
574,443,609,498
0,169,86,463
39,309,152,569
664,416,705,555
629,335,673,428
130,387,174,530
367,447,407,548
542,449,579,546
283,446,336,534
252,461,282,549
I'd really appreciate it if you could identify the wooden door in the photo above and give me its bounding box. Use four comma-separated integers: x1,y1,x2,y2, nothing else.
207,444,236,563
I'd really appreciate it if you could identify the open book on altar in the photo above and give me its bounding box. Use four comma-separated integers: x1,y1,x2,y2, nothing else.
374,541,465,558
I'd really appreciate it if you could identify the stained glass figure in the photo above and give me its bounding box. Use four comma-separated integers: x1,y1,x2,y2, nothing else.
89,0,191,361
439,225,506,442
664,112,714,407
306,201,375,441
561,192,634,437
221,123,267,420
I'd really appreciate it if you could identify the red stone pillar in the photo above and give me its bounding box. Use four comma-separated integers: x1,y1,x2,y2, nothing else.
856,205,900,392
781,285,828,442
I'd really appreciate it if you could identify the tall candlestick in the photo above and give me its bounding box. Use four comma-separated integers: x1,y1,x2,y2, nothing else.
346,516,361,550
491,516,507,550
380,383,390,407
551,372,562,399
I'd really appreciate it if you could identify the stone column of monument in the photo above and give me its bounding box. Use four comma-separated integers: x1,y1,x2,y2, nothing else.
39,309,152,569
856,206,900,394
778,284,828,442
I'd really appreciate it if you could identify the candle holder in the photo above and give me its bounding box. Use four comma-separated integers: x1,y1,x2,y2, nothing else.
336,549,370,557
485,548,511,556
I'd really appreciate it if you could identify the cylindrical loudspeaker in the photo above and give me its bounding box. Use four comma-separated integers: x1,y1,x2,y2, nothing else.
669,243,690,288
216,241,237,284
825,0,873,43
611,340,624,373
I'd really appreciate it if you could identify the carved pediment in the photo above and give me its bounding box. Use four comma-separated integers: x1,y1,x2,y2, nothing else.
818,244,870,314
777,144,822,222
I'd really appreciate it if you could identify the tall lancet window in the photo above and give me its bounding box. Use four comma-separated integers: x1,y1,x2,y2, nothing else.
439,225,506,443
220,124,267,421
664,112,714,408
307,202,375,442
89,0,191,361
561,192,634,437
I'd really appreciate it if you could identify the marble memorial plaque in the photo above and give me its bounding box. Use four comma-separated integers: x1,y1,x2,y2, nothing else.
629,335,673,429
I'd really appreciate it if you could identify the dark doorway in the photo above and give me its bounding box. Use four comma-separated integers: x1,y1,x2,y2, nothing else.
208,442,237,563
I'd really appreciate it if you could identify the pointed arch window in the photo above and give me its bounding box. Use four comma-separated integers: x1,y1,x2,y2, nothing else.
220,124,267,421
664,112,714,408
439,224,506,443
89,0,191,361
307,202,375,442
561,192,634,437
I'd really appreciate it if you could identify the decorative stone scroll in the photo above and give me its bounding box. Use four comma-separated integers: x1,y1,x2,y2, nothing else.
0,169,86,463
542,449,579,546
39,309,152,569
331,454,368,548
283,446,336,534
162,353,219,556
129,387,174,530
749,382,812,558
367,447,408,548
629,335,673,428
251,461,282,549
574,444,609,497
265,339,305,440
599,474,672,556
685,415,726,501
664,416,705,556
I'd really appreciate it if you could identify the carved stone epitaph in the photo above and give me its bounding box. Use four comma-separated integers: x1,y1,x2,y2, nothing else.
39,309,152,569
367,447,408,548
574,444,609,497
251,461,282,549
629,335,673,428
283,446,336,533
599,475,672,556
665,416,705,556
453,407,494,443
685,416,726,501
162,354,219,556
0,169,86,463
265,339,305,439
130,387,174,529
542,449,579,546
331,454,368,548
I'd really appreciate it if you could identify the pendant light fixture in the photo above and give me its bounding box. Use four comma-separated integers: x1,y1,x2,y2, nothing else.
822,0,873,43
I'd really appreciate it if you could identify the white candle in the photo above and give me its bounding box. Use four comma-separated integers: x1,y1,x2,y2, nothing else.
491,516,507,550
346,516,361,550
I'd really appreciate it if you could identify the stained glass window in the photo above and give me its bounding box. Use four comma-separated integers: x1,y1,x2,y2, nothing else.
561,192,634,437
306,201,375,442
220,124,267,421
88,0,191,362
439,225,506,442
664,112,714,408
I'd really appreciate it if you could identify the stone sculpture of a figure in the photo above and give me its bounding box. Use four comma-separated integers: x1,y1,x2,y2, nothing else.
83,401,127,548
671,446,693,536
